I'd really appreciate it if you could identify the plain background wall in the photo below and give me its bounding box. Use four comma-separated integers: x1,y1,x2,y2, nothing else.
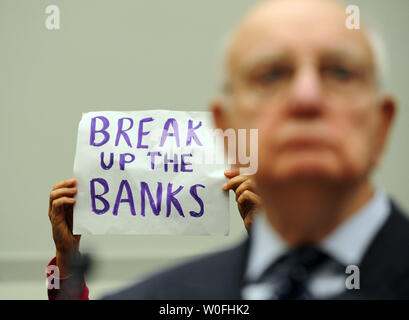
0,0,408,299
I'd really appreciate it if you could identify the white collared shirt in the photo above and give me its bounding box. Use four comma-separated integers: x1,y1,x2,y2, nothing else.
241,189,391,299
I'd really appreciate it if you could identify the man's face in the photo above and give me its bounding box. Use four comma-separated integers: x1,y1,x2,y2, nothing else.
218,0,393,185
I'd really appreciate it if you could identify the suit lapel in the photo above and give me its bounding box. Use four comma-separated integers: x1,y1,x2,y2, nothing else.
334,199,409,299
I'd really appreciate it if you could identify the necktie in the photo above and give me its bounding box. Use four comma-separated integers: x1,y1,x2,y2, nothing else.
259,246,330,300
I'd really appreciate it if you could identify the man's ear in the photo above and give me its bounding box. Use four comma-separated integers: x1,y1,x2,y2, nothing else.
374,95,396,165
211,98,230,131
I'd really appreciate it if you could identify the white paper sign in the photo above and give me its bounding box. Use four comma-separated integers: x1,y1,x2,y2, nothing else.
73,110,229,235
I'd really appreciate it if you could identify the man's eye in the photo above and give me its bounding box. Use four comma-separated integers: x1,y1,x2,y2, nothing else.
326,66,354,81
258,68,289,84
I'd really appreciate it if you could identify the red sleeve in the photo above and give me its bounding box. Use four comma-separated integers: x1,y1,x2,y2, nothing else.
46,257,90,300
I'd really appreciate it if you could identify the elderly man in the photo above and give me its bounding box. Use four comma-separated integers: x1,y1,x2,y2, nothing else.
47,0,409,299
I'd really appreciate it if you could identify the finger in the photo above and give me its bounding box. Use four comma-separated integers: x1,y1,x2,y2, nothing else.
49,188,77,210
237,190,262,206
52,178,77,191
51,196,76,212
222,175,249,191
224,168,240,178
50,187,77,201
234,179,256,200
237,191,262,221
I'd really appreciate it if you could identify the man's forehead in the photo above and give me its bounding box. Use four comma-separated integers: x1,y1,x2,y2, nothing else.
227,0,374,72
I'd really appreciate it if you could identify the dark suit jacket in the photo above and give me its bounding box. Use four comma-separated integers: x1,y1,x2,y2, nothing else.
103,199,409,299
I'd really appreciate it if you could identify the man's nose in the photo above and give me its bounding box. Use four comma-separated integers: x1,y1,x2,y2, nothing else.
287,67,324,118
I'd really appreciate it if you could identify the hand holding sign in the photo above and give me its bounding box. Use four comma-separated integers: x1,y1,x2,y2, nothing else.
48,178,80,277
223,169,262,232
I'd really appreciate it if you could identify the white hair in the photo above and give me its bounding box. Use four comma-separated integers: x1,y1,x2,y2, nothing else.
367,29,389,94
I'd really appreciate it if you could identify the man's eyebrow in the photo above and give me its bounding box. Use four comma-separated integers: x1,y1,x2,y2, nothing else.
239,50,291,75
319,48,369,65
